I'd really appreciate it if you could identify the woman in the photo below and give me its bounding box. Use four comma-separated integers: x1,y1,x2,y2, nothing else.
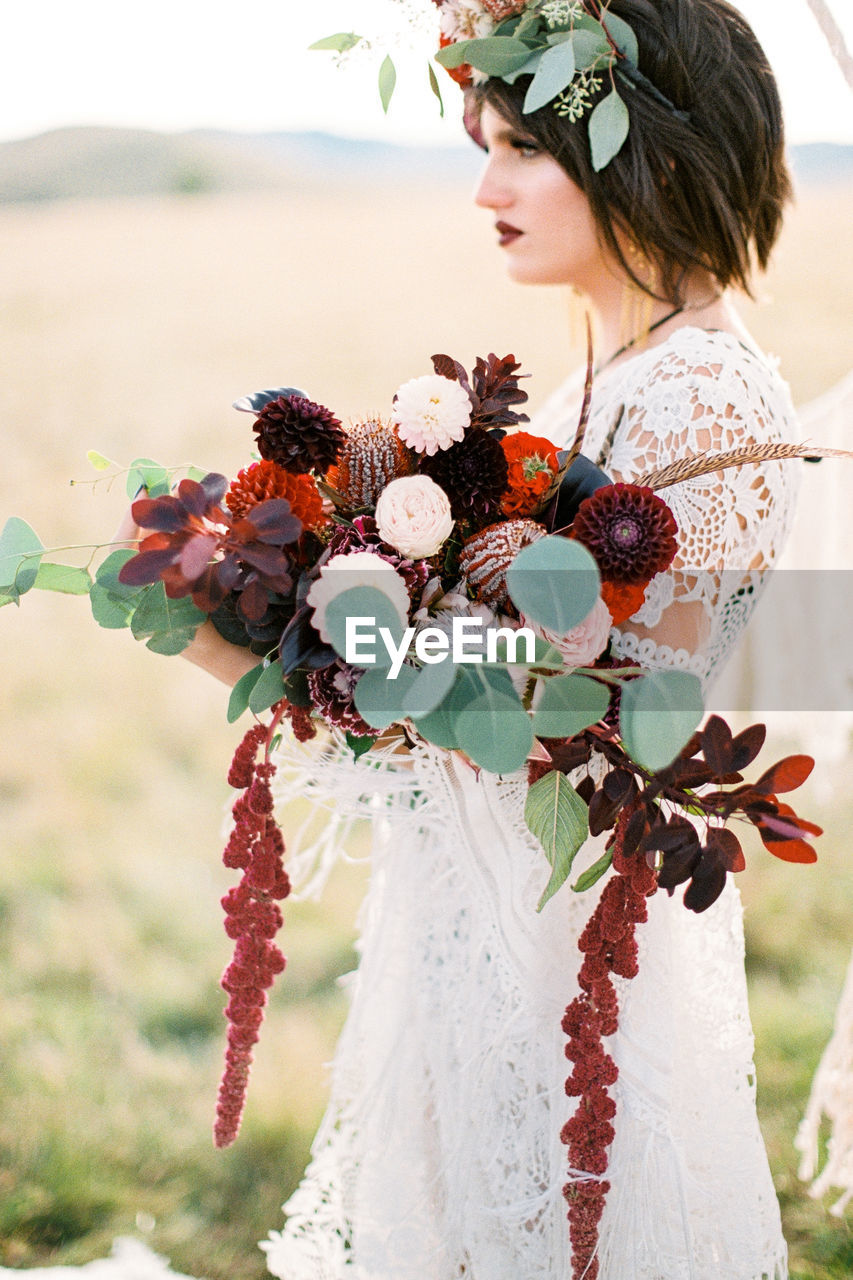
1,1,802,1277
256,3,798,1277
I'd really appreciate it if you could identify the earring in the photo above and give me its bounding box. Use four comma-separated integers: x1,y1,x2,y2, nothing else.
618,243,656,353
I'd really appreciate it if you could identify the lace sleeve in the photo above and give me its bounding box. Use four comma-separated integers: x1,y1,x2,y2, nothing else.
596,333,799,688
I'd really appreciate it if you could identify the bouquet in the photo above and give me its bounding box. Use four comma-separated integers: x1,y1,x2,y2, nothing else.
1,347,831,1279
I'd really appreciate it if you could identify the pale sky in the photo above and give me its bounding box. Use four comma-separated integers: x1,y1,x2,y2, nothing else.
3,0,852,148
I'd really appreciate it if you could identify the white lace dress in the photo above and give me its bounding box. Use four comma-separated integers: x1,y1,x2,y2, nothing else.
260,328,800,1280
0,328,800,1280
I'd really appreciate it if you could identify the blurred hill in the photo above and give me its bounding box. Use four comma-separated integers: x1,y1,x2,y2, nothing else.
3,124,849,203
0,126,480,203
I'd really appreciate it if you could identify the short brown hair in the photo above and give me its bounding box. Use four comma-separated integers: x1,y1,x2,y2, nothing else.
474,0,793,302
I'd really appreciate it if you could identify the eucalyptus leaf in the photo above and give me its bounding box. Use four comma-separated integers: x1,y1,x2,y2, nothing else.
402,657,457,720
34,562,93,596
619,669,704,771
410,665,486,751
505,535,600,634
523,40,576,113
438,36,535,77
228,663,265,723
130,582,206,653
378,55,397,114
87,450,115,471
524,771,589,910
571,27,612,69
248,660,286,715
428,63,445,117
354,664,419,730
309,32,363,54
599,11,639,64
532,673,610,738
573,847,614,893
90,550,143,628
325,585,407,669
589,89,630,172
126,458,170,500
0,517,45,601
455,690,533,775
503,51,545,85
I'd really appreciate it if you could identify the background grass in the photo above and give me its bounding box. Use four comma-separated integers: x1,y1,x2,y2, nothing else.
0,173,851,1278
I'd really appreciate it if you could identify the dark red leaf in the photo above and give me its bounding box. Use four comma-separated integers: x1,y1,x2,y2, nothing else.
118,546,182,584
237,577,269,622
176,477,215,518
700,715,735,777
641,816,699,855
683,852,728,913
588,788,622,837
430,354,470,388
179,533,218,582
237,544,294,576
575,776,596,805
242,499,303,545
657,845,701,892
132,494,189,533
762,837,819,865
754,755,815,795
622,807,648,857
706,827,746,873
729,723,767,772
602,768,634,804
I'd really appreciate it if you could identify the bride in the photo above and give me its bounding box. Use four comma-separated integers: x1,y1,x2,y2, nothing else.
2,0,824,1276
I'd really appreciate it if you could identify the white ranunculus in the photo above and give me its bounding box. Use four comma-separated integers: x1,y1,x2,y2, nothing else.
439,0,496,42
375,475,454,560
522,595,613,669
392,374,472,456
306,550,411,644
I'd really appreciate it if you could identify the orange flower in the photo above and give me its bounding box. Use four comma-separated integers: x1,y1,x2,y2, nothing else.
226,460,327,531
600,579,648,626
500,432,560,517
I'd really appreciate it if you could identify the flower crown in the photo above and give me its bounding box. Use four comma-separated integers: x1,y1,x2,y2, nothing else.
313,1,689,172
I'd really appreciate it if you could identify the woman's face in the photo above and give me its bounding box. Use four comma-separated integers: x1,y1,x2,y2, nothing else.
474,103,612,292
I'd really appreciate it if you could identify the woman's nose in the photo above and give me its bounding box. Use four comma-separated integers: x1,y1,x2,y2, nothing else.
474,160,511,210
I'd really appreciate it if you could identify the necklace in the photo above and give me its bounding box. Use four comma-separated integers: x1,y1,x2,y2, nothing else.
595,306,685,376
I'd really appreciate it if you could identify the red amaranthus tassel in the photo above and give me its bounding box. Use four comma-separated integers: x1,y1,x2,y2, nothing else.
214,707,291,1148
561,805,657,1279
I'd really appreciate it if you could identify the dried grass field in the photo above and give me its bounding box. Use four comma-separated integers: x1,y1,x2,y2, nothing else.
1,174,852,1278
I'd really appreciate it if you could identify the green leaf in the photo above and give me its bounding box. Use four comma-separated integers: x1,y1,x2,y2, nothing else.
573,847,614,893
505,536,600,634
228,663,265,723
130,582,207,654
87,450,115,471
248,660,286,715
378,55,397,114
90,550,143,628
309,32,363,54
0,517,45,601
347,732,376,759
589,89,630,172
410,665,489,751
524,771,589,910
523,39,576,113
599,11,638,65
33,562,93,596
454,683,533,775
354,664,419,730
126,457,170,499
428,62,445,117
438,36,535,77
503,50,545,85
532,673,610,738
619,669,704,771
571,26,612,69
324,585,407,669
402,657,457,720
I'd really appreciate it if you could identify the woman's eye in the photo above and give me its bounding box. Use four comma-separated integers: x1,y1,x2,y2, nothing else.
512,139,540,158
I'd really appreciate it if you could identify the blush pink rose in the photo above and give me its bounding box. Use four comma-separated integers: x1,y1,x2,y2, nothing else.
522,595,613,669
375,475,454,560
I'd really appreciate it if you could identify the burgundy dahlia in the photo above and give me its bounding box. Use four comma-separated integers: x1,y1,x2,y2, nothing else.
571,483,678,585
253,394,345,476
421,426,509,527
308,660,373,738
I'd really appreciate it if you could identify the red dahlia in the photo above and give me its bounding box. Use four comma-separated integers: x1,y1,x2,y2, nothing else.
253,394,345,476
226,460,327,530
421,427,509,527
572,484,677,585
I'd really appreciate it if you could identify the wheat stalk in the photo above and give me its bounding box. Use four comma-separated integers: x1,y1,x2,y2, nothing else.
636,443,853,492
